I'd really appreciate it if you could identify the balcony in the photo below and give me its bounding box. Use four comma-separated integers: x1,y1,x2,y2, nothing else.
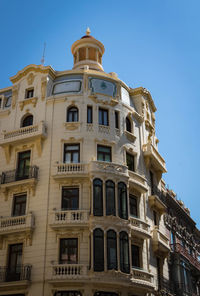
0,213,35,248
0,166,38,199
148,186,167,215
50,264,88,283
49,210,89,230
130,216,151,239
152,226,170,257
171,243,200,271
143,142,167,177
128,171,148,193
52,163,89,181
89,161,128,177
0,265,31,291
0,121,47,162
131,268,154,289
98,125,110,134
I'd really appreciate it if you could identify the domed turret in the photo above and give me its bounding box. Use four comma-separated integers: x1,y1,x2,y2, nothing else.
71,28,105,71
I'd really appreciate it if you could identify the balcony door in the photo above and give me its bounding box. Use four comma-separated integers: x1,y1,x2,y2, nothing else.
17,151,31,180
7,243,23,281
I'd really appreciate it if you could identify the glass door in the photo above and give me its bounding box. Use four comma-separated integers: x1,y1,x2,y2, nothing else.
7,244,22,281
16,151,31,180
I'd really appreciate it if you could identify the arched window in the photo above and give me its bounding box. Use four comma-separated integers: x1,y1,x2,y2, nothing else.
118,182,128,220
93,228,104,271
67,106,78,122
120,231,130,273
106,180,115,216
126,117,131,133
107,230,117,270
21,114,33,127
93,179,103,216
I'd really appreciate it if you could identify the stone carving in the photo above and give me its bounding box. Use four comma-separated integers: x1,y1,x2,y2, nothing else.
27,73,35,85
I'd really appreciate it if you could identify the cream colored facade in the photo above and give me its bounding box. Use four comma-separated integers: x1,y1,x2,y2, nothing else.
0,30,170,296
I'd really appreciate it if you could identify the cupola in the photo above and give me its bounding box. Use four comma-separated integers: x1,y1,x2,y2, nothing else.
71,28,105,71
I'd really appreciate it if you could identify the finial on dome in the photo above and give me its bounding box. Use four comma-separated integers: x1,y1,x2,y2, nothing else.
86,27,91,36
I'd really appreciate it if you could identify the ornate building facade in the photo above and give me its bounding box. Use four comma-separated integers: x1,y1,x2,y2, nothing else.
0,29,199,296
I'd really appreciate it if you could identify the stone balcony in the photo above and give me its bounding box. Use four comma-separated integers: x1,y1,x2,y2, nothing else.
0,121,47,162
52,163,89,181
49,209,90,230
143,142,167,178
131,268,154,289
50,264,88,283
152,226,170,257
0,213,35,248
129,216,151,239
0,166,39,199
128,171,148,193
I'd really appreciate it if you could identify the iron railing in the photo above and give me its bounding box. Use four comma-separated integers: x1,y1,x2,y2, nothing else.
1,166,38,184
0,264,31,282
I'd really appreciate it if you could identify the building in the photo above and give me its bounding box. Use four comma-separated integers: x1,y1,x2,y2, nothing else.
0,29,198,296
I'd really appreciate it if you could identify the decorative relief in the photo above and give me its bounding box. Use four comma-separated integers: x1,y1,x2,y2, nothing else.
63,122,80,131
19,97,38,111
12,84,19,109
89,94,118,106
27,73,35,85
41,76,47,100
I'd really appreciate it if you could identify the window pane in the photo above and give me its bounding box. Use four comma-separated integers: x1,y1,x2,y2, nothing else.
94,229,104,271
106,181,115,216
118,183,128,220
62,188,79,210
60,239,78,264
126,117,131,132
129,195,138,217
13,194,26,216
64,144,80,163
131,245,140,268
120,232,130,273
107,230,117,270
87,106,93,123
93,179,103,216
126,153,134,171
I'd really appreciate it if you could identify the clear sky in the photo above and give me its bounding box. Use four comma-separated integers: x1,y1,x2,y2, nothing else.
0,0,199,227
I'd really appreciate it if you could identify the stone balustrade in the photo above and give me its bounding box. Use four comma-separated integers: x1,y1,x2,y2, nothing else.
52,264,88,279
50,210,89,229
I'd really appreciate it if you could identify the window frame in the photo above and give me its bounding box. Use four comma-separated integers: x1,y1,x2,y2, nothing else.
21,114,33,128
126,117,132,133
106,180,115,216
129,194,138,218
97,145,112,162
25,88,34,99
87,105,93,124
93,228,104,272
63,144,80,163
126,152,135,172
59,238,78,264
99,108,109,126
16,150,31,180
67,106,79,122
12,194,27,217
61,187,79,210
131,244,141,269
107,230,117,270
118,182,128,220
115,111,119,129
119,231,130,274
93,179,103,216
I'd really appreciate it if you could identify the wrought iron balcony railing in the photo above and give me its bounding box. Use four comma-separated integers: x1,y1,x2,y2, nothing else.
1,166,38,184
171,243,200,271
0,264,31,282
158,276,174,294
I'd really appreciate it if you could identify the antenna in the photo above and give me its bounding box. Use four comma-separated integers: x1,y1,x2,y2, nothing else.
41,42,46,65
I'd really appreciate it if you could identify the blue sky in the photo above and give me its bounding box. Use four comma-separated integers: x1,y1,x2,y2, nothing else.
0,0,199,227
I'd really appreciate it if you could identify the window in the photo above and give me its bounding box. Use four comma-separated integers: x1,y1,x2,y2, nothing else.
126,117,131,133
64,144,80,163
131,244,140,268
120,232,130,273
129,195,138,217
12,194,26,216
126,152,135,171
59,238,78,264
4,96,12,107
62,187,79,210
150,171,154,195
115,111,119,129
0,98,2,109
118,182,128,220
21,114,33,127
26,89,34,99
93,179,103,216
7,243,23,282
107,230,117,270
99,108,109,126
106,180,115,216
87,106,93,123
93,228,104,271
153,210,158,226
16,150,31,180
97,145,111,162
67,106,78,122
54,292,82,296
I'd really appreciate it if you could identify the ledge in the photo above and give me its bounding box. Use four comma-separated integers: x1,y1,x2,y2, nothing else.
128,171,148,193
151,226,170,257
52,163,89,181
18,96,38,110
129,217,151,239
124,130,136,142
148,195,167,215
